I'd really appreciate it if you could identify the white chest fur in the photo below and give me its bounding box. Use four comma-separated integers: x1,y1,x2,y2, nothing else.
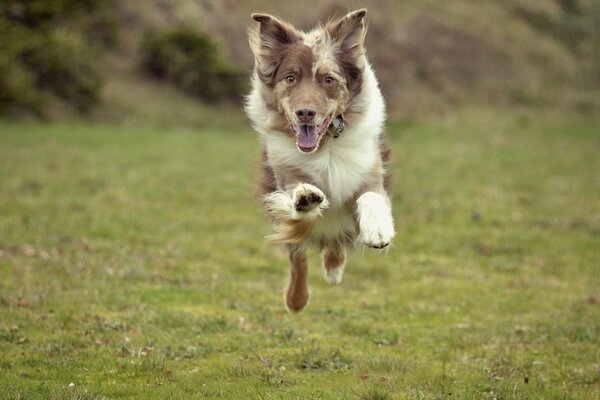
265,63,385,207
265,130,378,206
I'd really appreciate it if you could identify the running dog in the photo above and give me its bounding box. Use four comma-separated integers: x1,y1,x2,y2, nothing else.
246,9,394,311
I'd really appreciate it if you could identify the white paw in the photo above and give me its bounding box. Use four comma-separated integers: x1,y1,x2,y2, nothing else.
291,184,328,219
324,265,345,285
357,192,395,249
360,216,395,248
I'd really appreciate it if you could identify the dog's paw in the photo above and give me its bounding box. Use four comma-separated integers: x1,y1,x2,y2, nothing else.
324,265,345,285
291,184,328,218
360,217,395,248
357,192,395,249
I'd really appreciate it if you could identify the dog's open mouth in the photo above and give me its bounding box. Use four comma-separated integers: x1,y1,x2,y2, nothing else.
290,115,332,153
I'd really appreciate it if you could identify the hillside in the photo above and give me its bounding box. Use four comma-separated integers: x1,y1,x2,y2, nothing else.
107,0,600,119
1,0,599,120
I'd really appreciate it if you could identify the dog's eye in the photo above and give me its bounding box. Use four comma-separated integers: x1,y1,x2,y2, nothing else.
324,76,335,84
285,75,295,84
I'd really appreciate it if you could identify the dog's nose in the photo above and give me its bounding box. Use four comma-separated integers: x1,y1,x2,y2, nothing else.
295,108,316,123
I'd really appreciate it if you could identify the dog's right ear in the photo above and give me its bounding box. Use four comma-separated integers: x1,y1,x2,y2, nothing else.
249,13,300,85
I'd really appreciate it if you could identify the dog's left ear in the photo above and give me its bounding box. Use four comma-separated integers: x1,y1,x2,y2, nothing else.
326,9,368,59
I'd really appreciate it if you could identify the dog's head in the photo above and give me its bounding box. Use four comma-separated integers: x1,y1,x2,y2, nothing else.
249,9,368,153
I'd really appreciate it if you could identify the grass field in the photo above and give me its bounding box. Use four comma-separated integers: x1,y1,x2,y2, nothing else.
0,108,599,399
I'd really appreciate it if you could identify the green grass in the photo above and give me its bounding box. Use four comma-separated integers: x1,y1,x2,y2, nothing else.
0,108,599,399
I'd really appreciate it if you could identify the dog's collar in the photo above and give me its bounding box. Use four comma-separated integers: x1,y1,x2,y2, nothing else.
327,114,345,138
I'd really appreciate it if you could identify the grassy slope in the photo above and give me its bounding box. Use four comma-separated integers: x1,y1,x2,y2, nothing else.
0,108,599,399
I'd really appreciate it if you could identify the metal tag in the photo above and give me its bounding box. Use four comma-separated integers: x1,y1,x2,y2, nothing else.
332,115,345,138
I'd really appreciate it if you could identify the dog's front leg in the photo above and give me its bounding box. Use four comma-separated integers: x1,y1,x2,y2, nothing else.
356,191,395,248
264,183,328,312
264,183,329,243
289,183,328,219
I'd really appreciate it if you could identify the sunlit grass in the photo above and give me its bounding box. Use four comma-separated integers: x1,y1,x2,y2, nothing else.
0,108,598,399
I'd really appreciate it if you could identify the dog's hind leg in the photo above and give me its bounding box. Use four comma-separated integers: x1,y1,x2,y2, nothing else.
285,245,310,312
322,242,346,285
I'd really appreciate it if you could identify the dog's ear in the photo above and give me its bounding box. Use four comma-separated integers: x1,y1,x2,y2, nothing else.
326,9,368,59
249,13,300,86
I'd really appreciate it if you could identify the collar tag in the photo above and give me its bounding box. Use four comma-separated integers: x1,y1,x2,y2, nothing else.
332,115,345,138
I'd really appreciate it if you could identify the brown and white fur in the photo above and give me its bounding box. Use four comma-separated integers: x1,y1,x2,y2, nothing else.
246,9,395,312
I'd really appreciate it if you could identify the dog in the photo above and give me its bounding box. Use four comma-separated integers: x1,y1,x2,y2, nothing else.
246,9,395,312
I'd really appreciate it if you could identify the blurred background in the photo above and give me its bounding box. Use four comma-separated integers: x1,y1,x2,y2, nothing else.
2,2,600,398
1,0,599,122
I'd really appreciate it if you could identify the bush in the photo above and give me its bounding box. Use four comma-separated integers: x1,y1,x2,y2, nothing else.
23,30,102,113
1,0,107,29
0,0,111,117
0,22,102,116
0,21,44,116
140,28,246,103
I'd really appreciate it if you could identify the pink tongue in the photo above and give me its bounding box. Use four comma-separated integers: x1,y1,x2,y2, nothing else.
296,124,318,151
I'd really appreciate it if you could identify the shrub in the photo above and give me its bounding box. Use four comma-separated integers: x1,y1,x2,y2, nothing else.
1,0,108,29
0,22,102,116
0,0,111,117
22,30,102,113
0,21,44,116
140,28,246,103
